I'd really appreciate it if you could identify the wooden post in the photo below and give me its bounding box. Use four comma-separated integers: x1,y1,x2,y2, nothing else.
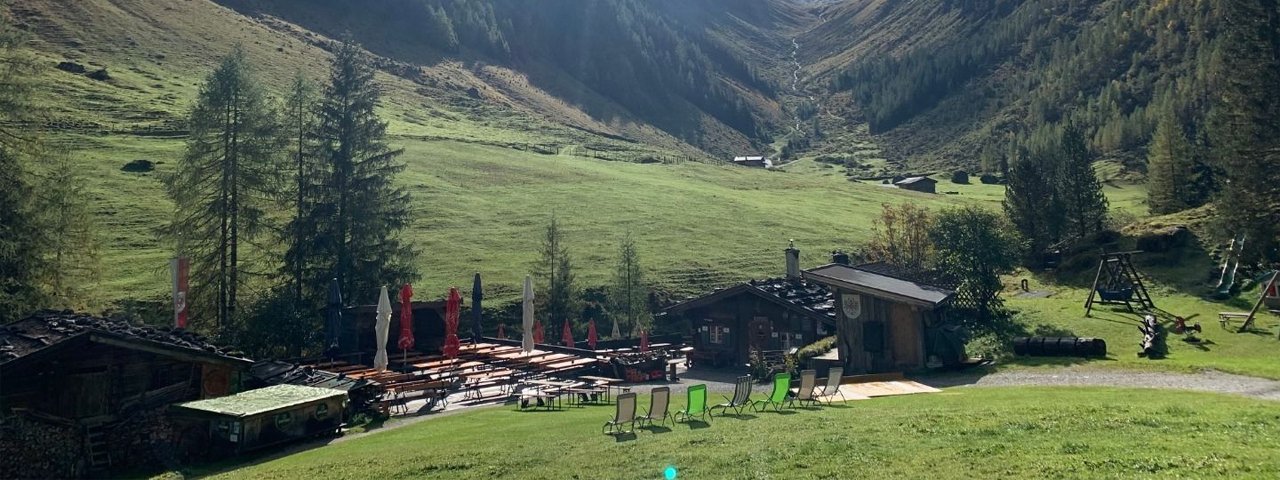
1084,258,1106,317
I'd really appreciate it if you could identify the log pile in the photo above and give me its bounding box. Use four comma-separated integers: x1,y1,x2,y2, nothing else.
0,411,83,479
106,406,181,472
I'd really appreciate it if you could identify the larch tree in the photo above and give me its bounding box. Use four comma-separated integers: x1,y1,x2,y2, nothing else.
1146,105,1197,215
281,72,320,312
166,47,282,333
33,150,100,308
1055,124,1109,240
0,16,48,322
534,215,577,331
300,38,416,307
610,233,650,337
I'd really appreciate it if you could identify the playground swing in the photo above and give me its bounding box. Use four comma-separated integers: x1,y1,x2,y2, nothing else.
1218,270,1280,334
1084,251,1155,317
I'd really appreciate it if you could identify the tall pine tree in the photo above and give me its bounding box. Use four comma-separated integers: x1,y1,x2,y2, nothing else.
281,72,319,312
33,150,100,308
534,215,577,331
298,38,416,306
0,17,48,322
1206,0,1280,262
610,233,649,337
167,47,282,333
1056,124,1109,239
1004,149,1059,260
1146,105,1198,215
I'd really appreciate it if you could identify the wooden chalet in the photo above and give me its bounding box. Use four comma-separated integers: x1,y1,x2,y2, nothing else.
894,176,937,194
0,311,252,478
663,246,836,366
803,263,954,373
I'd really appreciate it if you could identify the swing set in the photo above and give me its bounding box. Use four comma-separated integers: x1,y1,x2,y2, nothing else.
1084,251,1155,317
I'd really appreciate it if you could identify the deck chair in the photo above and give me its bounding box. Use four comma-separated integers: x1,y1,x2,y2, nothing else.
676,384,710,423
603,392,638,434
790,369,820,407
819,366,847,403
711,375,753,416
637,387,674,427
752,372,793,412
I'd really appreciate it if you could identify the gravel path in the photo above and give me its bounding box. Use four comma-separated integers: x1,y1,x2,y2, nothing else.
923,367,1280,401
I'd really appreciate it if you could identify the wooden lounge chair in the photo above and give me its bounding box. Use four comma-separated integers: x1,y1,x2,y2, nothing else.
818,366,847,403
790,369,820,407
603,392,638,434
637,387,674,427
676,384,710,423
711,375,753,416
752,373,793,412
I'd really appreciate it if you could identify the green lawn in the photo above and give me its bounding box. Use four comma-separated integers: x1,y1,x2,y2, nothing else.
200,387,1280,479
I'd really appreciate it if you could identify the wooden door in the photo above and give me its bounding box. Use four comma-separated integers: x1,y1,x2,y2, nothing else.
748,317,771,352
889,304,923,369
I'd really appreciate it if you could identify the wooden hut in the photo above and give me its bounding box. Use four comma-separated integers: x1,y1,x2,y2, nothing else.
802,263,954,373
170,384,346,455
894,176,937,194
0,311,252,478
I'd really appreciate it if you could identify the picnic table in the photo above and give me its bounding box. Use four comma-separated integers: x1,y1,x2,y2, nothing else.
578,375,629,402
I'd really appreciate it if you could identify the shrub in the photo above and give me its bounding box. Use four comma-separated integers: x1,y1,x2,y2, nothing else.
796,336,836,367
979,173,1001,184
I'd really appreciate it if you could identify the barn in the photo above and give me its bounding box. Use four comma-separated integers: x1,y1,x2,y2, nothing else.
894,176,938,194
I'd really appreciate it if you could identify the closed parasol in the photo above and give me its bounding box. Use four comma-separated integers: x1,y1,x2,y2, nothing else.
374,286,391,371
325,278,343,357
533,321,544,345
397,284,414,354
444,287,462,359
610,318,621,339
640,329,649,352
471,273,483,342
521,275,534,353
497,323,506,340
587,319,598,350
561,319,574,347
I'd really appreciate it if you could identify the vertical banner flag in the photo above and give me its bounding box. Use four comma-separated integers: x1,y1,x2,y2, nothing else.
171,257,190,329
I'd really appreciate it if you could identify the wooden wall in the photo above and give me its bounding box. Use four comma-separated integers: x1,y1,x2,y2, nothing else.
683,292,824,364
835,290,932,374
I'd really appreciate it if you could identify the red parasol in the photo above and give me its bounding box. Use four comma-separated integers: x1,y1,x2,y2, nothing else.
561,320,574,347
587,319,598,350
533,321,544,344
639,329,649,352
497,323,506,339
397,284,415,352
443,287,462,359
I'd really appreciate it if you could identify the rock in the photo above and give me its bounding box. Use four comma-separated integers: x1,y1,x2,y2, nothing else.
121,159,155,173
55,61,87,74
87,68,111,81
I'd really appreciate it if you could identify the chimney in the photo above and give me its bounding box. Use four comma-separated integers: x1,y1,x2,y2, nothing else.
785,240,800,279
832,250,851,266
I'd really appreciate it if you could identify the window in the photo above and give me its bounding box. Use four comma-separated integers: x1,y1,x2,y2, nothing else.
709,326,730,345
314,403,330,420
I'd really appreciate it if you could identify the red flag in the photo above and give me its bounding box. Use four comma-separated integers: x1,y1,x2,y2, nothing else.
561,320,574,347
170,257,189,329
639,329,649,352
497,323,506,340
587,319,598,350
533,321,544,344
397,284,415,351
443,287,462,359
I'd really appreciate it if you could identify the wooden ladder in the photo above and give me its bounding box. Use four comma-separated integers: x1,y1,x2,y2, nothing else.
84,423,111,472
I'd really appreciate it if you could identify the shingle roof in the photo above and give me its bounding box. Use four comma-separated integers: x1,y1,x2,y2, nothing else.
803,264,954,307
664,277,835,324
173,384,345,417
0,311,251,369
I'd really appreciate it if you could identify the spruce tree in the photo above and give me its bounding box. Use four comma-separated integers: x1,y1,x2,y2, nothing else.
1206,0,1280,262
302,38,416,305
166,47,282,333
33,150,100,308
1146,105,1197,215
1056,124,1109,239
281,72,319,312
611,233,650,336
1004,148,1059,260
534,215,577,331
0,18,47,322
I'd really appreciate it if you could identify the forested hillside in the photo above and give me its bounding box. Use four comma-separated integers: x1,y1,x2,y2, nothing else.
215,0,806,156
808,0,1269,172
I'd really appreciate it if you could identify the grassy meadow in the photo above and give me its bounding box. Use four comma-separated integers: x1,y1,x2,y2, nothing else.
198,387,1280,479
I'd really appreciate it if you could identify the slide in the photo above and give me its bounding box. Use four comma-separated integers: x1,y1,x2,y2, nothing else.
1214,234,1245,298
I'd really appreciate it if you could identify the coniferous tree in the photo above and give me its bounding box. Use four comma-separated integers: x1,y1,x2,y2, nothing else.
611,233,650,337
34,150,100,307
1055,124,1109,239
1004,150,1058,260
281,72,319,312
166,47,282,333
534,215,577,331
301,38,416,306
0,18,45,322
1206,0,1280,262
1146,106,1198,215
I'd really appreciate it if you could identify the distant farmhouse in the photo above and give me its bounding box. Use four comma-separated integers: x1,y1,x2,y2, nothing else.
732,155,773,168
894,176,937,194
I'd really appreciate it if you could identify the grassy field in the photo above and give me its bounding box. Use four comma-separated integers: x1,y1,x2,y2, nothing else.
199,387,1280,479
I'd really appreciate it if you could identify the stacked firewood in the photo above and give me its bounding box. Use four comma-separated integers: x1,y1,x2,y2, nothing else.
0,413,83,479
